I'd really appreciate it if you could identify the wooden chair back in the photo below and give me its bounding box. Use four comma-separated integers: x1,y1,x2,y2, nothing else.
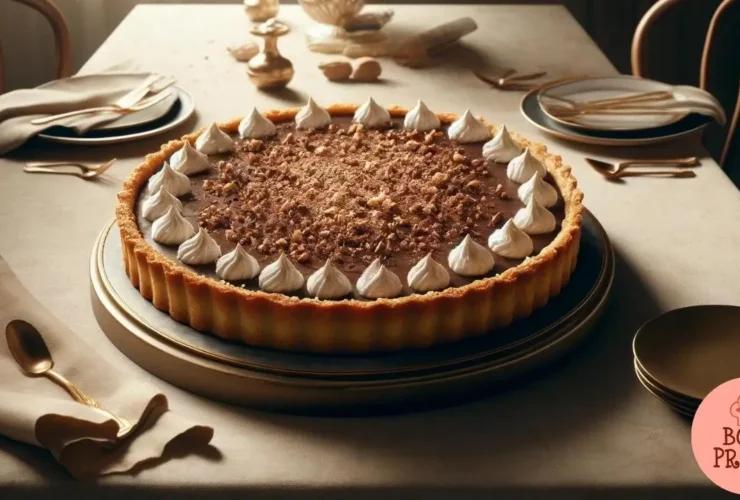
0,0,72,94
701,0,740,171
632,0,740,177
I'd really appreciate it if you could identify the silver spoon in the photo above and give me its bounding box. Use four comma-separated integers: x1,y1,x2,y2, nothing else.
5,319,132,438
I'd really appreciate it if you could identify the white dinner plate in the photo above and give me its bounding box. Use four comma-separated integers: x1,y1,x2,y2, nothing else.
38,87,195,146
537,76,687,131
521,88,711,147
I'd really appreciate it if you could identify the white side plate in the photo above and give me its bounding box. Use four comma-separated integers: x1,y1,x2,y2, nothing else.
538,76,686,131
521,88,710,147
97,88,179,131
38,87,195,146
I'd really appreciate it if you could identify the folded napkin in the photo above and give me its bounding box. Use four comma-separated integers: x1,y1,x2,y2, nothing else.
0,255,214,479
0,72,161,155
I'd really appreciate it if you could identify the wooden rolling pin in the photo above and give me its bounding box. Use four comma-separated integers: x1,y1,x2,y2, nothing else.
393,17,478,67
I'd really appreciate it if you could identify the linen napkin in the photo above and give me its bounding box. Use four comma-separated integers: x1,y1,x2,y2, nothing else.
0,255,214,480
0,72,166,155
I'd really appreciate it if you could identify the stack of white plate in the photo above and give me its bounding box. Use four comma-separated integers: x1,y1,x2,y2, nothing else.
38,87,195,146
520,76,717,147
633,305,740,418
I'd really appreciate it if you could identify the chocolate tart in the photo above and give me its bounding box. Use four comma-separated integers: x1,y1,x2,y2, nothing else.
116,104,583,353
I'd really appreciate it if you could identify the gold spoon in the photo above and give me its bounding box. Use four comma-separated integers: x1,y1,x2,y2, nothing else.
6,319,132,438
609,170,697,179
586,157,699,176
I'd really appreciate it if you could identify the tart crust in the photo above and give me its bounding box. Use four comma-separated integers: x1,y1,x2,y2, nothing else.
116,104,584,353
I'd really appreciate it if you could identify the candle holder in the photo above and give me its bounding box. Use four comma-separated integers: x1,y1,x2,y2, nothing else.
244,0,280,23
247,20,294,90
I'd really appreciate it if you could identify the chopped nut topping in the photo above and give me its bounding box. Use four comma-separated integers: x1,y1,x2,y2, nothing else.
195,118,546,267
405,140,421,151
367,193,386,208
489,212,503,227
431,172,449,186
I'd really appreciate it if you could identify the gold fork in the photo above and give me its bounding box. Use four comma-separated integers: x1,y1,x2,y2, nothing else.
474,70,593,92
30,85,174,126
544,90,674,110
23,158,117,180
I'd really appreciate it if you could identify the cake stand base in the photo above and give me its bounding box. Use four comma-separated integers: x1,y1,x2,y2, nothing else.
90,211,613,415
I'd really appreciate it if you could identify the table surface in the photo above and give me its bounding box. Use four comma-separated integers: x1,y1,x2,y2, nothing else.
1,4,738,499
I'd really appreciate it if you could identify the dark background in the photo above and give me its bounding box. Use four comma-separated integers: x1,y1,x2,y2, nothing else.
0,0,714,91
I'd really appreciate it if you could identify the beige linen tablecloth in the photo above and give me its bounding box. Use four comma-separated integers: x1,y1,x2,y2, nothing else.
1,4,739,498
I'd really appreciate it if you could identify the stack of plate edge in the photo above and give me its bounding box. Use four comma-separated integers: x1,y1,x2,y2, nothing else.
633,356,700,418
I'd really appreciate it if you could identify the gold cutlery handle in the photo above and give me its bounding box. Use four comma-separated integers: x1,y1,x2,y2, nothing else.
45,369,132,437
25,162,84,169
555,108,683,117
533,75,590,91
30,86,172,127
620,157,699,168
615,170,696,178
23,166,81,176
585,90,673,108
44,369,88,402
506,71,548,83
115,82,153,110
543,90,672,110
31,106,119,126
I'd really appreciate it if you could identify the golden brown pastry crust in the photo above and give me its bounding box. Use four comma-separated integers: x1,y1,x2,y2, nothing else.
116,104,584,353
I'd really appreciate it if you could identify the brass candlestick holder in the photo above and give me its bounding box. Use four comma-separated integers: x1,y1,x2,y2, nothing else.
247,20,293,90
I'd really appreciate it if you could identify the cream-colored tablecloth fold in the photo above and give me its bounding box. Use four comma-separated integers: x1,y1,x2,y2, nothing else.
0,255,214,479
0,72,162,155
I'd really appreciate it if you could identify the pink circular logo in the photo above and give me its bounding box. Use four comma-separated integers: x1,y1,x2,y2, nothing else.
692,378,740,493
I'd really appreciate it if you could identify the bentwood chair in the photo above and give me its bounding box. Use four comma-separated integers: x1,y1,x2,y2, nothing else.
0,0,72,94
632,0,740,179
